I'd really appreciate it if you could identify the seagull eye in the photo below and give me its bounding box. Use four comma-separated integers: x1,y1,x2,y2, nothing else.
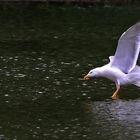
90,72,93,74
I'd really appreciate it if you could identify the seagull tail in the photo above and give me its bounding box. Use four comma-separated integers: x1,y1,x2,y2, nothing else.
130,65,140,87
133,81,140,87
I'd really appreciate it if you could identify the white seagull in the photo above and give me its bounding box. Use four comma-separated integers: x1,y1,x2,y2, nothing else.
84,22,140,99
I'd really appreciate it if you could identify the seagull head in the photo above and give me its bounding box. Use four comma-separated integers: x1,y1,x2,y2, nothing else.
83,68,101,80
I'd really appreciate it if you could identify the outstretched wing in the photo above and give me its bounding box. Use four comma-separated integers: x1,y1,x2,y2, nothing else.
110,22,140,73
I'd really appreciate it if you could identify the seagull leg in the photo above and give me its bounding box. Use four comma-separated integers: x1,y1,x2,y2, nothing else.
111,84,120,100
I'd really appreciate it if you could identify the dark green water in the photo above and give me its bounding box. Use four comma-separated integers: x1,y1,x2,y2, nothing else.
0,5,140,140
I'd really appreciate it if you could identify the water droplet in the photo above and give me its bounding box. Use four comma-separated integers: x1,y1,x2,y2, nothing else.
83,135,87,138
38,58,42,60
64,127,69,130
56,123,61,126
82,93,87,96
14,74,26,78
54,36,58,39
4,94,9,97
82,83,87,86
75,64,80,67
38,91,43,94
60,129,65,132
72,131,77,134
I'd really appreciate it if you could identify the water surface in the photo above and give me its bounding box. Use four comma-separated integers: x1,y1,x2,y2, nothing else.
0,5,139,140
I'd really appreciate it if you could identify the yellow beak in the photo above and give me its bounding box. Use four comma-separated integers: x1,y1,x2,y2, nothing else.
83,75,89,80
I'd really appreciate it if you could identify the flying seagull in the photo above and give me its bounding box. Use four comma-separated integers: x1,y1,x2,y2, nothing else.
83,22,140,99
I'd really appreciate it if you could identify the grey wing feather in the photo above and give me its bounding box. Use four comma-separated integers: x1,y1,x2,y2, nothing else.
110,22,140,73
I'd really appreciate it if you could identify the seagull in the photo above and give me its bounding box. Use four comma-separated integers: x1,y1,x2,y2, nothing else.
83,22,140,99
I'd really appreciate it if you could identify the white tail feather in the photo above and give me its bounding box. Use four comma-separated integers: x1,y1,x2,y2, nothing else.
129,65,140,87
133,81,140,87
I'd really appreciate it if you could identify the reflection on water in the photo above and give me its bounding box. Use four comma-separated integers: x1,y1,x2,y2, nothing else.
91,100,140,140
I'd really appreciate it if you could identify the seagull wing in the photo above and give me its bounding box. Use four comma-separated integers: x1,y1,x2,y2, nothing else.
110,22,140,73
